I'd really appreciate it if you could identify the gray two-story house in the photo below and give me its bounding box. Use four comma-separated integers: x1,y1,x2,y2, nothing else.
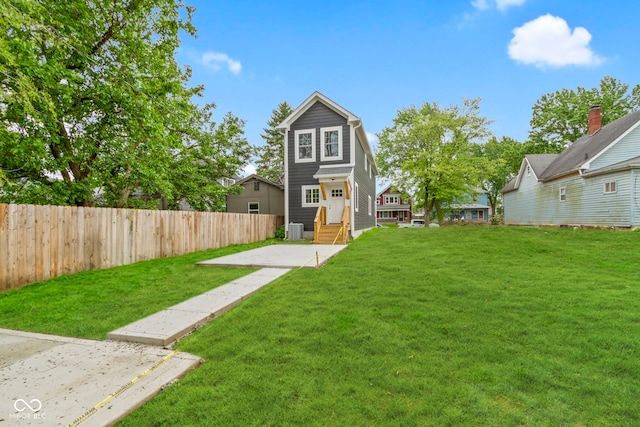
277,91,377,244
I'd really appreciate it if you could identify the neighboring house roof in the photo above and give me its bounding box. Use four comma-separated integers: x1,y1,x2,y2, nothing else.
450,203,490,210
234,174,284,189
377,204,412,212
501,111,640,194
538,110,640,181
527,154,558,177
582,154,640,177
276,91,378,175
376,184,393,197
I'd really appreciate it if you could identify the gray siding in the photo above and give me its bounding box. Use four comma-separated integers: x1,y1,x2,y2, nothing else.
504,170,633,227
353,132,376,230
288,102,349,230
227,180,284,216
589,125,640,170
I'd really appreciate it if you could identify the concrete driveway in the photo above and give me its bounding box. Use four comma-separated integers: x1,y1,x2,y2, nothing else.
0,328,200,426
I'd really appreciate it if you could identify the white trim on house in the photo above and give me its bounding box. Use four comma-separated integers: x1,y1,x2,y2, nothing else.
582,120,640,170
301,185,321,207
354,182,359,212
284,129,290,232
604,181,617,194
248,201,259,214
294,129,316,163
320,126,343,161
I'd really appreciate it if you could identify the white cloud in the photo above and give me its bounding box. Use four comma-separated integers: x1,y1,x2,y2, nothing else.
242,164,256,176
471,0,526,11
508,14,604,68
201,51,242,75
495,0,526,11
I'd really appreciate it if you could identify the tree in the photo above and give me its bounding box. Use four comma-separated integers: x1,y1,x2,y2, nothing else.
376,98,493,223
0,0,250,209
529,76,640,153
255,101,293,182
472,136,527,216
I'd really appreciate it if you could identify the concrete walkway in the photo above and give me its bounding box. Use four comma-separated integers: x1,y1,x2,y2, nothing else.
1,244,347,426
107,268,290,346
108,244,347,347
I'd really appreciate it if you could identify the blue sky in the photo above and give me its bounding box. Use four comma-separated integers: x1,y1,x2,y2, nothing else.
177,0,640,174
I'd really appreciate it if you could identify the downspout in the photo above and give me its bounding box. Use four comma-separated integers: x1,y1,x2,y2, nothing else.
631,168,636,227
349,120,359,238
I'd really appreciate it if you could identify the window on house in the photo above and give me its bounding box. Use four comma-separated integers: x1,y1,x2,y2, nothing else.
369,166,372,180
248,202,259,214
380,211,391,219
331,189,343,198
354,183,359,212
364,155,368,171
559,187,566,202
320,126,342,161
385,195,399,205
301,185,320,207
368,195,372,216
604,181,617,194
295,129,315,163
254,181,260,191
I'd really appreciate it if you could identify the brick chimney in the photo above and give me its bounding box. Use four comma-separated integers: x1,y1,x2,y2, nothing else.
588,105,602,136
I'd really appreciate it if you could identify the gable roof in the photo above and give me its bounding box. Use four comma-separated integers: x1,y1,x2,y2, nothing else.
538,110,640,181
277,91,378,175
502,154,558,193
234,174,284,189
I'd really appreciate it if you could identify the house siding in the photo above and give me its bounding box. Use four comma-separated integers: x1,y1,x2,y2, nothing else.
288,102,349,231
589,125,640,170
353,132,376,231
504,170,632,227
227,180,284,216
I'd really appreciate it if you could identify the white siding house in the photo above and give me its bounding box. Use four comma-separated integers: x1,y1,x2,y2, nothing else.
502,107,640,228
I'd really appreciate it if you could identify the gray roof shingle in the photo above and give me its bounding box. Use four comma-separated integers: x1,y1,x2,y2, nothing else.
538,110,640,181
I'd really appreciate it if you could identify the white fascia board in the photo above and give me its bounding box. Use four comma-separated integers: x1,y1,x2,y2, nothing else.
581,118,640,170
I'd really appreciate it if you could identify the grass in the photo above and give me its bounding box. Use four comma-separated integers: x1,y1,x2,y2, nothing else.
3,227,640,425
115,226,640,426
0,240,278,339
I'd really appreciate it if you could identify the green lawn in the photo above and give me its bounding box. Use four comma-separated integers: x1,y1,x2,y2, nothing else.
2,227,640,425
118,226,640,426
0,241,271,339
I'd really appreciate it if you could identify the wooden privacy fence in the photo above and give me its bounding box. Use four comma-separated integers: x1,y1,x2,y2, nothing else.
0,203,281,292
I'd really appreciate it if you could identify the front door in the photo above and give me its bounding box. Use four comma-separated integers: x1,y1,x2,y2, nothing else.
327,185,345,224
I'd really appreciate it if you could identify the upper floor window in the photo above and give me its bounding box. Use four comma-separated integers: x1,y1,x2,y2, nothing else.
254,181,260,191
559,187,566,202
320,126,343,161
604,181,617,194
384,195,399,205
295,129,315,163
